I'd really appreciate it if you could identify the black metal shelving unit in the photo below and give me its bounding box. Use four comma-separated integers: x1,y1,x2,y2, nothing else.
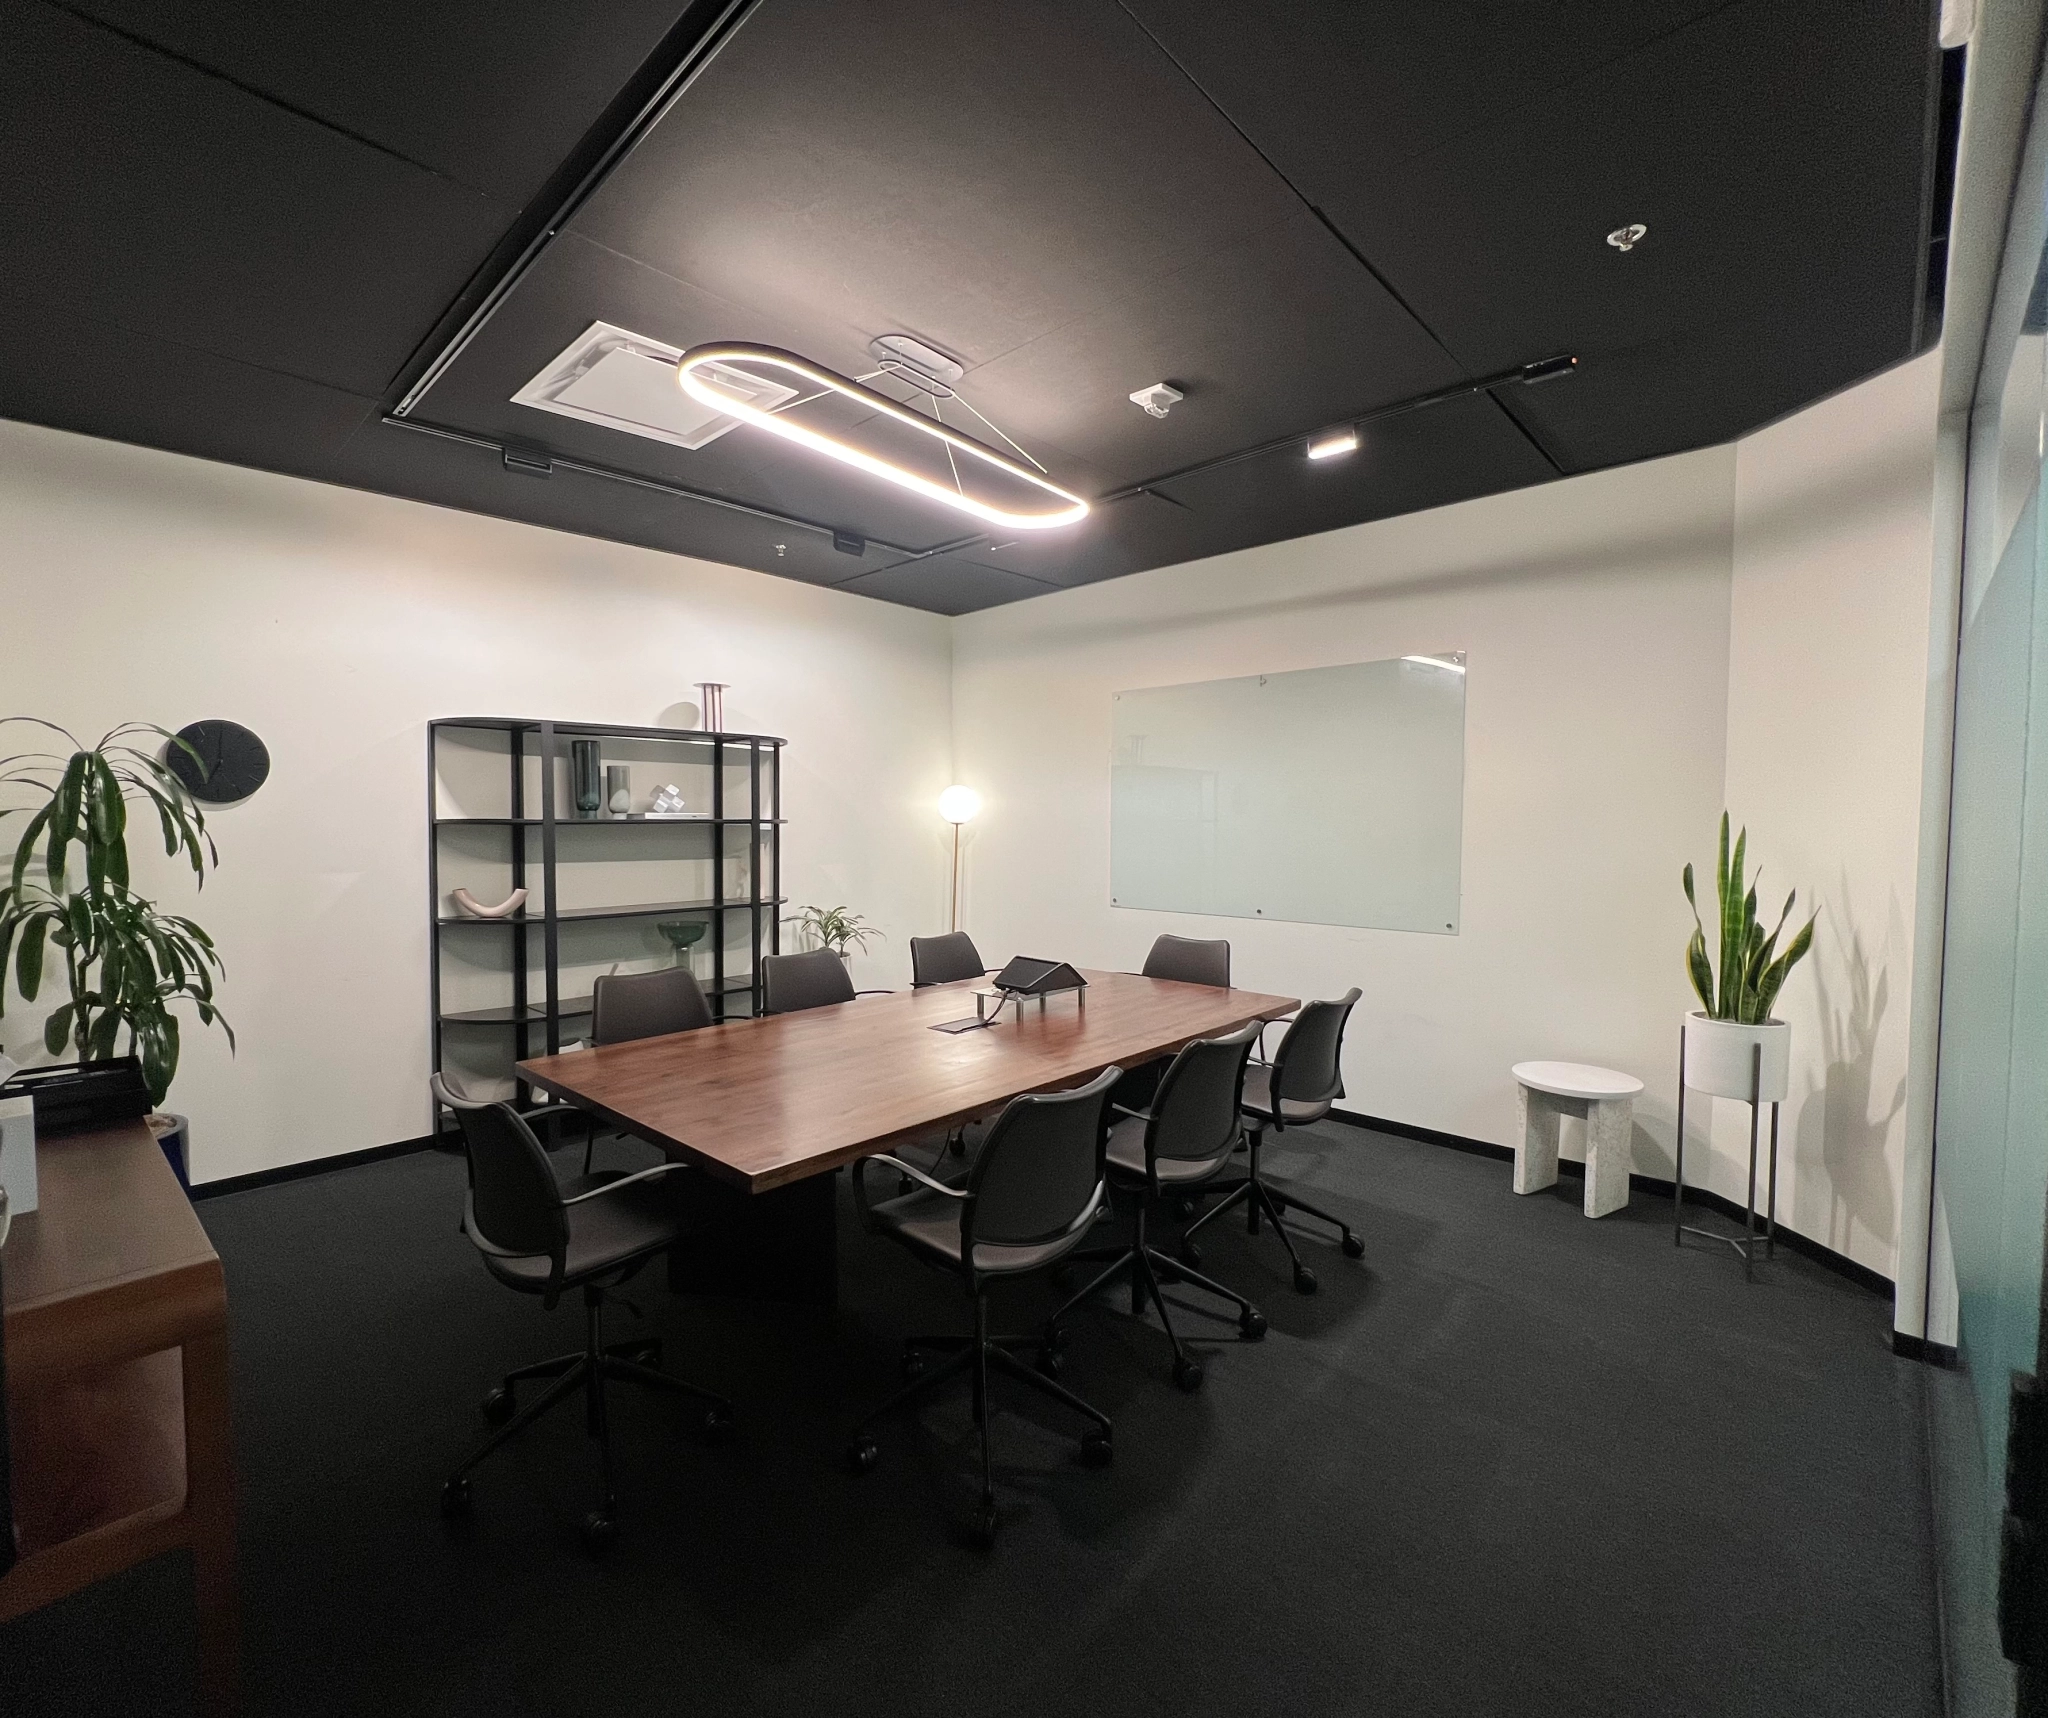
429,716,783,1110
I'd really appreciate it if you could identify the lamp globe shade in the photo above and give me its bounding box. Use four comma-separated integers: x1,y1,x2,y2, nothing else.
938,785,982,825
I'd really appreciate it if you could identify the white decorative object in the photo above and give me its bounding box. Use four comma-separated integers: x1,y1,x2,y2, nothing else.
696,682,727,732
1511,1061,1644,1219
1681,1013,1789,1102
647,783,688,815
451,886,527,920
607,763,631,815
0,1092,37,1221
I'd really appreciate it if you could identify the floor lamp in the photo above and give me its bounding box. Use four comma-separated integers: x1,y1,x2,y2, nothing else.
938,786,981,933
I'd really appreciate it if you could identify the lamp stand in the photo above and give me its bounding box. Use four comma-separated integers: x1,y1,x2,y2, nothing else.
950,822,962,933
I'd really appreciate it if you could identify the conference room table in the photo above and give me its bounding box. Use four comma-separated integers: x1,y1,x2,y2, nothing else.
518,968,1299,1304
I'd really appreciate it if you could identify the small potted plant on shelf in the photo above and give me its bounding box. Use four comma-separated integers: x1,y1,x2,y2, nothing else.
0,721,233,1183
793,904,882,973
1680,813,1816,1102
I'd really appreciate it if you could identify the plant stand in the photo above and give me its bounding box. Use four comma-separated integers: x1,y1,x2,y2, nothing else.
1672,1027,1779,1281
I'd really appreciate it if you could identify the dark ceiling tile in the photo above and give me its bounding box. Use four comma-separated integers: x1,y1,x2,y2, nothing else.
955,205,1463,492
331,411,898,590
0,3,514,397
0,290,378,472
981,393,1557,586
1122,0,1726,185
1313,0,1935,382
832,556,1064,616
571,0,1358,371
54,0,697,205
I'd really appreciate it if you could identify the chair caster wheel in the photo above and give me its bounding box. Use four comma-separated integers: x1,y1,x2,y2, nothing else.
846,1437,879,1475
581,1512,617,1555
439,1477,472,1519
902,1350,927,1382
1035,1346,1063,1377
1341,1233,1365,1260
1080,1429,1113,1468
701,1405,735,1445
1241,1308,1267,1341
1173,1195,1198,1221
1173,1356,1204,1393
481,1386,514,1425
971,1503,999,1549
948,1132,968,1158
1293,1265,1318,1295
1043,1323,1069,1352
1177,1241,1202,1270
1268,1192,1289,1216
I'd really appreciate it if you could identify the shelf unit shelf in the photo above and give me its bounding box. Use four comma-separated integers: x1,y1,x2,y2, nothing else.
437,895,789,927
429,716,784,1107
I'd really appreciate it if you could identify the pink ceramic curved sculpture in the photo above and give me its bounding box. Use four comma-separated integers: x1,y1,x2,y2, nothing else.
450,887,527,920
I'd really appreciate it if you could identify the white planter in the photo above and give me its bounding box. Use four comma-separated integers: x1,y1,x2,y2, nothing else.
1682,1012,1789,1103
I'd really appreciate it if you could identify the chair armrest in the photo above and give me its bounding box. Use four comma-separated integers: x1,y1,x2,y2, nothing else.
854,987,896,996
1109,1101,1153,1122
855,1154,968,1198
1249,1015,1294,1065
560,1162,689,1205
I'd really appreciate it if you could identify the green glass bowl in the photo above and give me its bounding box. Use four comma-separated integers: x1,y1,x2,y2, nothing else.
656,919,708,952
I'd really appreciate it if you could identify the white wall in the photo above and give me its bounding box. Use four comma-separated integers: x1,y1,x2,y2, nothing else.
953,447,1738,1188
0,420,955,1183
1725,351,1942,1279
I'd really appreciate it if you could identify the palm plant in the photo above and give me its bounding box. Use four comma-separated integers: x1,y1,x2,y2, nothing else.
0,720,232,1105
1682,813,1816,1025
794,903,882,958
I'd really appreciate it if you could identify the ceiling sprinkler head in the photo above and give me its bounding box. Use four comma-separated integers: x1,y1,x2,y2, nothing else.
1606,223,1647,253
1129,382,1184,419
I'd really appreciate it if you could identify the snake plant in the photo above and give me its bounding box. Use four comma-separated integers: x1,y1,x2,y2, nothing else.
1682,813,1816,1025
0,719,233,1105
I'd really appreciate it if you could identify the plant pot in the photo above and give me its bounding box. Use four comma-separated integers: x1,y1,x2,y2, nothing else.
1682,1013,1789,1103
146,1112,190,1189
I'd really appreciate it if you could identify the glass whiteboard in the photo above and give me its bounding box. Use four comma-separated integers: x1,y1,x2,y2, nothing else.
1110,654,1465,934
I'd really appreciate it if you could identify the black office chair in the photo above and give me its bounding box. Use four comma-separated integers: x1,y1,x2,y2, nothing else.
760,947,892,1013
1049,1023,1266,1390
577,966,716,1173
0,1196,14,1578
1114,933,1233,1114
909,931,987,987
1180,988,1365,1293
1141,933,1231,987
845,1067,1122,1548
430,1074,733,1553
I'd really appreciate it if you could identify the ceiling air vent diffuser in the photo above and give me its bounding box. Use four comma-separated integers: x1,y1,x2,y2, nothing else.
511,321,796,450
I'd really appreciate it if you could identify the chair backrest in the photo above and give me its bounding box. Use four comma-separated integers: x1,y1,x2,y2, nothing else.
1142,933,1230,988
1149,1021,1260,1170
0,1240,14,1577
1273,988,1362,1108
909,931,985,987
761,948,857,1014
966,1066,1119,1252
431,1074,566,1265
592,966,713,1044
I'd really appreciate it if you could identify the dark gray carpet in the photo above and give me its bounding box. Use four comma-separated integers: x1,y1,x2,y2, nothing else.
1,1123,1941,1717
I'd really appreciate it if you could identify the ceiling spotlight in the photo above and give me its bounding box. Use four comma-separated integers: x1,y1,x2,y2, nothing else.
679,345,1089,532
1307,426,1358,460
1130,382,1184,419
1606,223,1647,252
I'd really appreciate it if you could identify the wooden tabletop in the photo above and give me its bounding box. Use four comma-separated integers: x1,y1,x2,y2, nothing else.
2,1119,224,1380
520,968,1299,1192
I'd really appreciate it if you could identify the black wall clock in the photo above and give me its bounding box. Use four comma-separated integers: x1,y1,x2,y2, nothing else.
166,720,270,804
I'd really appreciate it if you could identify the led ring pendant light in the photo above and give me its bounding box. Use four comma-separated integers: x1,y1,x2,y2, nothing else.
677,344,1089,532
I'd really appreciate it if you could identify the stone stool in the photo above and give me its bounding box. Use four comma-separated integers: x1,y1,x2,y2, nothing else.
1510,1062,1644,1218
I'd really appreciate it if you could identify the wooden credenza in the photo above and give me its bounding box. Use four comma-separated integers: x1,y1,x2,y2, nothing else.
0,1118,237,1713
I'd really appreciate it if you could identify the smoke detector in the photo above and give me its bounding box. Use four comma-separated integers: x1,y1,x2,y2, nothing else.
1129,382,1184,419
512,322,796,450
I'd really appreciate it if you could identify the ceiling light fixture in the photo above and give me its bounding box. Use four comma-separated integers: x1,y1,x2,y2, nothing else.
679,345,1089,532
1307,427,1359,460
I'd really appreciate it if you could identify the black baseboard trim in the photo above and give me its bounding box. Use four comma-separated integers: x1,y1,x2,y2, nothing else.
1891,1331,1960,1367
1327,1109,1895,1301
190,1132,450,1200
